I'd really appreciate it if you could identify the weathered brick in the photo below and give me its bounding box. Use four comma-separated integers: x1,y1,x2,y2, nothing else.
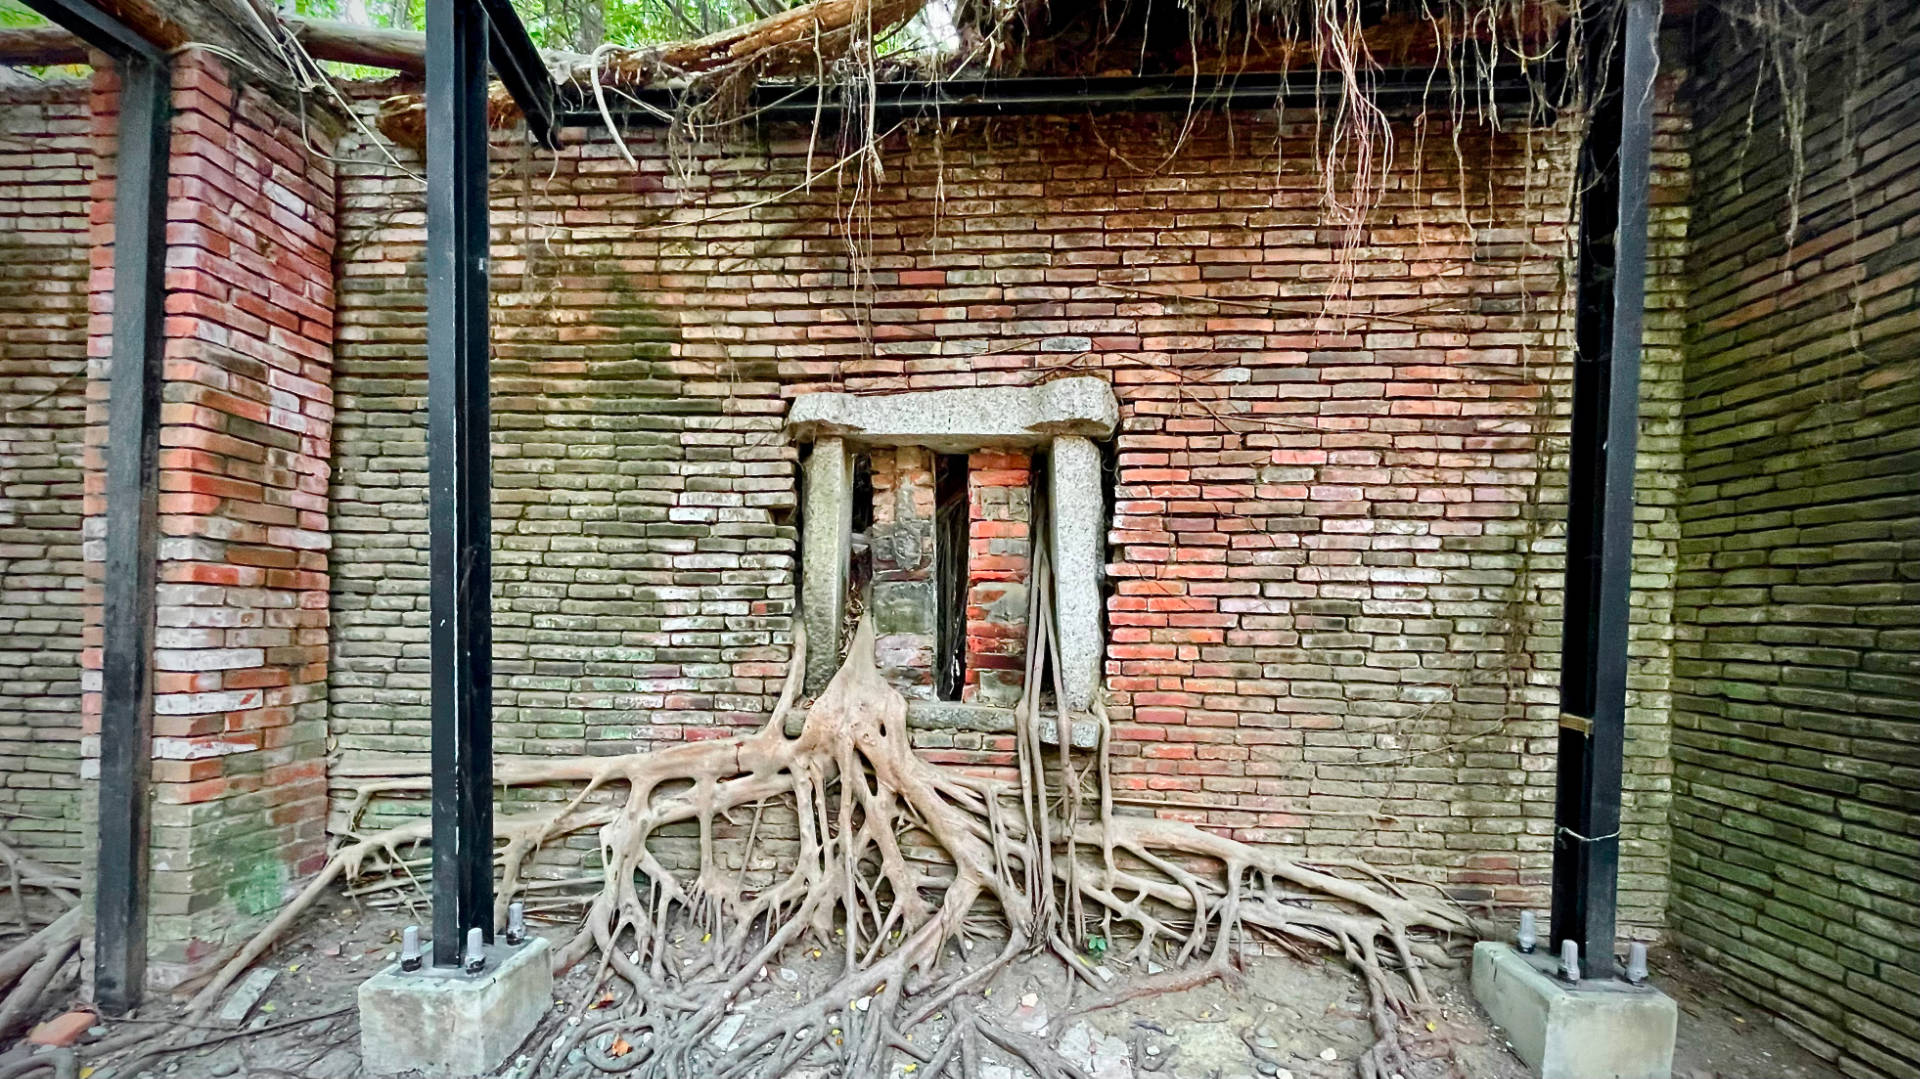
314,85,1686,921
76,54,335,989
0,82,91,867
1668,3,1920,1076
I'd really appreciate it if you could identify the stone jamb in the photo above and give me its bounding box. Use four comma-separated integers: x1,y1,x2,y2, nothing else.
788,379,1115,720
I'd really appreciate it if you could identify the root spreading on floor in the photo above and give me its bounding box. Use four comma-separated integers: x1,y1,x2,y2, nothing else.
0,842,81,1048
192,558,1481,1078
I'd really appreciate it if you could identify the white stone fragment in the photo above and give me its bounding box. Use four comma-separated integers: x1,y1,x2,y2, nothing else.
218,968,278,1026
709,1013,747,1051
1057,1022,1132,1079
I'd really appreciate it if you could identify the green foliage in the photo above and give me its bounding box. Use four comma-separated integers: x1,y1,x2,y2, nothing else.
0,0,49,28
595,0,769,45
282,0,775,49
0,0,91,80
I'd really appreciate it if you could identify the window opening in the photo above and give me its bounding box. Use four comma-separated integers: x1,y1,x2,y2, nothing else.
849,453,873,615
933,453,969,701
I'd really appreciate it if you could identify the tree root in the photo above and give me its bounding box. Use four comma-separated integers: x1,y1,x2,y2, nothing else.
0,843,78,919
0,1048,77,1079
0,842,83,1046
0,907,80,1045
192,590,1481,1077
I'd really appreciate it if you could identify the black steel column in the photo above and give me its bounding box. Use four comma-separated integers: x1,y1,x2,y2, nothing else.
23,0,173,1014
91,52,171,1015
1551,0,1660,982
426,0,495,967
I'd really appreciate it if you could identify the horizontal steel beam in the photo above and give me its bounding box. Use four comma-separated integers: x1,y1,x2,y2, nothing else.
559,67,1551,127
476,0,558,146
20,0,160,59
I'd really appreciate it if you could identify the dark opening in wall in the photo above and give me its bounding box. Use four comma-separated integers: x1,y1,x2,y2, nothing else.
933,453,969,701
850,454,873,535
850,453,873,608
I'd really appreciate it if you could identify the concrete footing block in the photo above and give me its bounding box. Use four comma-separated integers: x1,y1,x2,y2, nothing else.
1471,941,1676,1079
359,936,552,1077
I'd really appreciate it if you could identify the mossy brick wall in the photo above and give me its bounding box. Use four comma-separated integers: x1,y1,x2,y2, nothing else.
1669,4,1920,1076
328,133,798,865
328,92,1686,922
0,82,91,866
80,56,335,987
869,445,939,698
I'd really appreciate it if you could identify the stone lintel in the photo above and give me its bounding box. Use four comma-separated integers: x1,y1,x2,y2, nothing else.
785,377,1118,451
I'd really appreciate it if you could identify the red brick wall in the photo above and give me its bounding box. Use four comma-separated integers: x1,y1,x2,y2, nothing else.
82,55,334,985
327,99,1683,924
964,449,1031,707
0,82,92,865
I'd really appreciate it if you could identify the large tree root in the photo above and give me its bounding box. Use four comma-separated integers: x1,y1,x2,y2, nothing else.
0,843,82,1048
190,599,1481,1078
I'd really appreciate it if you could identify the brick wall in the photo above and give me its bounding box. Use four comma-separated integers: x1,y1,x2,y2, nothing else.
81,55,335,985
0,81,92,865
964,449,1031,707
329,131,797,853
1669,4,1920,1076
864,444,1035,706
869,445,938,698
328,96,1683,923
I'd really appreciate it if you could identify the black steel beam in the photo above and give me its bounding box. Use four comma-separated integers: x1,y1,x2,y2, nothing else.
19,0,159,60
426,0,496,969
23,0,171,1015
476,0,557,147
558,67,1550,127
1551,0,1660,983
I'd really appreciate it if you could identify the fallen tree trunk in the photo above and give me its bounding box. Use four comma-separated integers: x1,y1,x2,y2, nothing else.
287,17,429,74
0,15,433,74
372,0,927,147
0,28,87,67
649,0,923,75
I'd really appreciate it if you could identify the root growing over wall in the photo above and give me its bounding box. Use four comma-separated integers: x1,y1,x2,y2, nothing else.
191,605,1481,1079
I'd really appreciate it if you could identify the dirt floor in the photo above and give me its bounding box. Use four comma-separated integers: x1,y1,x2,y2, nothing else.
3,897,1848,1079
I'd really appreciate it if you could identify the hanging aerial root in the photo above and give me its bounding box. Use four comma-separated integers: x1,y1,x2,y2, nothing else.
192,614,1480,1076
